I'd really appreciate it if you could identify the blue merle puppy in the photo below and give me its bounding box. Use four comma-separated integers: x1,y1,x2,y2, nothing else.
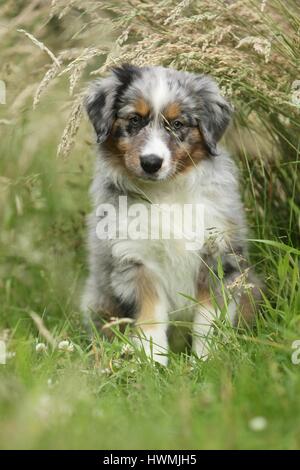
81,64,261,365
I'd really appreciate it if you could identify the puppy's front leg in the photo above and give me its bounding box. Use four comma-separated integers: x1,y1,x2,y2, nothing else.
192,290,237,360
193,269,262,360
111,263,169,366
134,289,169,366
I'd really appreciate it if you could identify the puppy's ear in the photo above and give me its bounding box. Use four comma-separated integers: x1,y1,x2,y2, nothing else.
194,75,232,156
85,64,141,144
84,74,119,144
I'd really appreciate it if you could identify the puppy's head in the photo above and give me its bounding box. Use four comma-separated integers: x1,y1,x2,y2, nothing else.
85,64,232,181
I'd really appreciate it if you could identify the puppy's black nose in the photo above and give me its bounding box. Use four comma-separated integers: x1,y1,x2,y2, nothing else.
140,154,163,174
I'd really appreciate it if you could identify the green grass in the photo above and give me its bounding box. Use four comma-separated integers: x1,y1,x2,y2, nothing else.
0,0,299,448
0,94,300,450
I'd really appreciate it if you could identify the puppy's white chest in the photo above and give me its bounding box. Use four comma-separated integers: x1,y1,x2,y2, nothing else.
111,179,229,308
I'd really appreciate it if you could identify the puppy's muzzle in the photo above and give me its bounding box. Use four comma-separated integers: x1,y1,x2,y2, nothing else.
140,154,163,174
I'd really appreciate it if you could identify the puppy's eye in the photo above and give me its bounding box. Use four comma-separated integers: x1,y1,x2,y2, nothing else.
172,120,184,130
129,115,142,127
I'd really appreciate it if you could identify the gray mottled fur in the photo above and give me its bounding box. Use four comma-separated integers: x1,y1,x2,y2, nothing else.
81,64,261,361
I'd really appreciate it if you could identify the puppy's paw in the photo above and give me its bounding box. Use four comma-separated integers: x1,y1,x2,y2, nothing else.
133,326,169,366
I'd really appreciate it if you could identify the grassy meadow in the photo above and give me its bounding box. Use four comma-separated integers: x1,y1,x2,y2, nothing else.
0,0,299,449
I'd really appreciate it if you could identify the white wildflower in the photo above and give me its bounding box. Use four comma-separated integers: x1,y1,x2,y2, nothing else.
36,342,48,353
100,367,111,376
58,340,74,352
248,416,268,432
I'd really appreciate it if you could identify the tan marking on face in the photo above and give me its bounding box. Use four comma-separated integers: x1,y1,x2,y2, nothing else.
134,98,150,117
104,116,150,177
105,114,208,179
104,120,139,175
103,126,128,171
118,134,149,177
171,127,207,174
163,102,181,121
117,137,131,154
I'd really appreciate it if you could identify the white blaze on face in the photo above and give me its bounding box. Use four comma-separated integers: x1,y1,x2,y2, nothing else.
141,128,171,174
150,73,170,115
137,70,176,177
